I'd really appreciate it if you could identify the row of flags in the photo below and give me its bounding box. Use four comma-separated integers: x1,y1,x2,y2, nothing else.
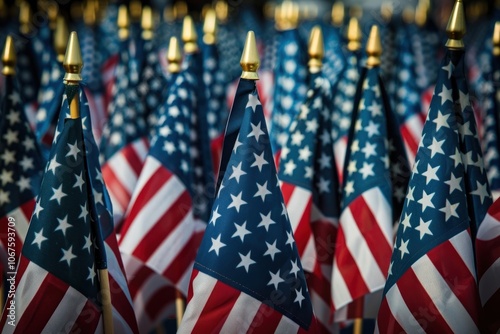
0,0,499,333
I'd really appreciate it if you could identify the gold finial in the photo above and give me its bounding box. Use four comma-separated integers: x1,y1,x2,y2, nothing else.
366,25,382,67
215,0,228,23
240,30,260,80
174,1,188,20
380,2,393,22
347,17,362,51
493,22,500,56
167,37,182,73
164,5,175,23
415,1,428,27
182,15,199,54
19,1,31,35
280,1,299,30
141,6,154,40
63,31,83,84
83,0,96,26
349,5,363,19
201,4,210,20
203,8,217,45
308,26,324,73
274,3,283,30
445,0,466,50
331,2,344,27
46,2,58,30
2,36,16,76
54,16,69,63
118,4,130,40
129,0,142,22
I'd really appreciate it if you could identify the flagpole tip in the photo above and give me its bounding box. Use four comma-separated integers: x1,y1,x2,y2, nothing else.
182,15,199,53
308,26,323,72
174,1,188,20
129,0,142,22
117,4,130,40
366,25,382,67
83,0,96,26
347,17,362,51
141,6,154,40
280,1,299,30
1,35,16,76
55,16,69,63
445,0,466,50
63,31,83,84
240,31,260,80
167,37,182,73
331,2,344,27
203,8,217,45
493,22,500,56
415,0,429,27
215,0,228,23
19,1,31,35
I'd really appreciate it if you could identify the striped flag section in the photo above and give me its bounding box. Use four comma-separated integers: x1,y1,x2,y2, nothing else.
476,199,500,332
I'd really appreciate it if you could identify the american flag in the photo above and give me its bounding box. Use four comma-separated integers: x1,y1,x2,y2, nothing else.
179,77,318,333
119,72,206,332
332,64,409,319
100,40,149,230
376,49,491,333
0,73,44,284
322,23,346,91
278,71,340,333
476,197,500,332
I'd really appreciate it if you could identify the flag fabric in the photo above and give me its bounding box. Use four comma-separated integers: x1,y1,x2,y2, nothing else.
178,78,317,333
332,63,409,318
376,49,491,333
278,70,340,333
0,74,44,281
119,72,206,332
476,197,500,333
322,23,347,90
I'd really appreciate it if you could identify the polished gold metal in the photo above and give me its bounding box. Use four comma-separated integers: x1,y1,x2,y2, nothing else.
2,36,16,76
347,17,362,51
240,31,260,80
445,0,466,49
203,8,217,45
493,22,500,56
415,1,428,27
167,37,182,74
83,0,96,26
182,15,199,54
63,31,83,84
55,16,69,63
331,2,344,27
308,26,324,73
129,0,142,22
380,2,393,22
141,6,154,40
19,1,31,35
118,4,130,40
366,25,382,67
46,2,58,30
280,1,299,30
174,1,188,20
215,0,228,22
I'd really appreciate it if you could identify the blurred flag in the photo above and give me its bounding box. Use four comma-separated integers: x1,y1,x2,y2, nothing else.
279,67,340,332
179,73,317,334
376,48,491,333
119,72,206,332
332,58,409,320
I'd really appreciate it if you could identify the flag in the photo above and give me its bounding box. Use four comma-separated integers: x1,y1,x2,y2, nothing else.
376,48,491,333
278,69,340,332
331,60,409,319
179,74,317,333
100,40,149,230
119,71,206,332
476,198,500,332
0,72,45,283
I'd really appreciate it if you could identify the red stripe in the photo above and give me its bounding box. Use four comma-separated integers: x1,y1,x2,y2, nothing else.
127,263,156,298
104,234,127,275
311,219,337,266
376,296,406,334
108,274,139,333
487,199,500,221
247,303,282,333
348,195,392,274
69,300,101,333
102,164,131,213
281,182,295,204
476,236,500,279
305,261,331,307
144,284,177,320
187,270,199,303
122,140,147,175
400,125,419,159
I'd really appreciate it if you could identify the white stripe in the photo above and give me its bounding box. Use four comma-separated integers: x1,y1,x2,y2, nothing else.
177,272,218,334
363,188,393,245
449,231,476,278
477,213,500,241
119,175,186,252
340,208,386,290
127,157,162,215
275,314,300,333
404,113,424,144
479,257,500,306
384,284,424,333
334,140,347,180
106,141,146,194
42,287,89,333
412,254,479,333
331,260,352,309
108,190,124,223
8,206,30,244
15,262,48,319
310,290,332,331
219,292,261,333
105,242,134,304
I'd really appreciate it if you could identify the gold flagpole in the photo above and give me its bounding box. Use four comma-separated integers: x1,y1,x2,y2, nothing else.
493,22,500,57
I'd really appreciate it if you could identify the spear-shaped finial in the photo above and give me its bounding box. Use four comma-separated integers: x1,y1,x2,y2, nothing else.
118,4,130,41
366,25,382,67
215,0,228,23
493,22,500,56
83,0,96,25
347,17,362,51
240,31,260,80
19,1,31,35
415,0,429,27
331,2,344,27
2,36,16,76
46,2,58,30
308,26,324,73
141,6,154,40
167,36,182,73
63,31,83,84
54,16,69,63
182,15,199,54
445,0,466,50
203,8,217,45
281,1,299,30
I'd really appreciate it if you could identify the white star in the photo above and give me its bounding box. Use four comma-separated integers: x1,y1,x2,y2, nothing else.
432,111,450,131
365,121,380,137
294,288,305,307
398,238,410,259
258,211,276,231
445,172,462,194
367,101,382,117
317,177,330,193
83,235,92,253
422,164,440,185
233,135,243,153
229,162,247,183
400,213,412,233
246,94,261,112
17,176,30,191
73,172,85,191
47,157,61,175
93,188,104,205
78,204,89,220
6,111,20,125
87,264,96,283
232,221,252,242
350,139,360,153
50,185,67,205
283,160,297,175
60,246,77,266
254,181,271,201
415,218,434,239
428,138,445,158
23,137,35,151
55,215,71,236
388,261,394,276
66,141,80,160
19,156,34,171
442,61,453,79
358,162,375,179
344,181,355,197
267,269,284,289
264,240,281,261
471,181,490,204
449,148,462,168
291,131,305,146
290,259,300,277
347,160,357,175
209,206,221,225
33,200,43,218
0,190,9,205
318,153,331,169
298,146,312,161
361,142,377,159
406,186,415,203
227,191,247,212
3,129,18,145
418,190,435,212
247,121,265,142
439,199,459,222
237,251,256,273
0,170,13,185
209,234,226,256
306,119,319,133
31,228,47,249
439,84,453,105
459,90,470,110
286,231,295,249
1,150,15,164
163,141,176,154
251,152,269,171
